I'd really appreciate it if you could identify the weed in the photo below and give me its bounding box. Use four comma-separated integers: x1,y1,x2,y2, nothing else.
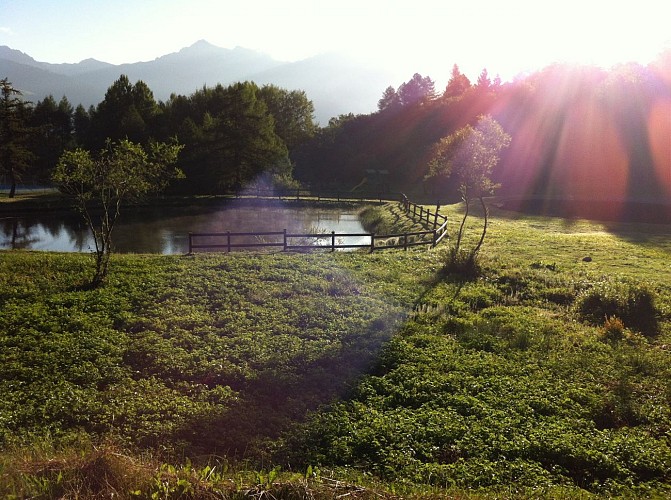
601,315,626,343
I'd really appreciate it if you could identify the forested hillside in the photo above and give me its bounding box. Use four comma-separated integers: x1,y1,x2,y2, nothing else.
3,50,671,217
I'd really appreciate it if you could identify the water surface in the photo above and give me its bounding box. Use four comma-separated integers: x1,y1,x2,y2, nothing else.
1,203,369,254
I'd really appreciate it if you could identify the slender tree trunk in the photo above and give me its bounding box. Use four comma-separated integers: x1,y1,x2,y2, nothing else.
8,169,16,198
471,196,489,256
455,195,470,254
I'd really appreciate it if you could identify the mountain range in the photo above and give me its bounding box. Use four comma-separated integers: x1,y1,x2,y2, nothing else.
0,40,400,124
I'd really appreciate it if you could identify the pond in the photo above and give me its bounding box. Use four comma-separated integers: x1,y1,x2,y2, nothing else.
0,202,370,254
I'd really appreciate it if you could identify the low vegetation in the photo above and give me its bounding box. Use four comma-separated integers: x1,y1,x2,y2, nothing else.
1,201,671,497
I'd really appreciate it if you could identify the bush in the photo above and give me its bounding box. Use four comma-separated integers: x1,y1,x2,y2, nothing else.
444,248,481,280
576,281,658,336
601,315,626,343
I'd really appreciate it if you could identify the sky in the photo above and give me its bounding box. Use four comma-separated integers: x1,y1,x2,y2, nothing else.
2,0,671,84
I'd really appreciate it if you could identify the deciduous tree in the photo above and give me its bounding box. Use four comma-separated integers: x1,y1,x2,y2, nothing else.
53,139,183,287
427,115,511,273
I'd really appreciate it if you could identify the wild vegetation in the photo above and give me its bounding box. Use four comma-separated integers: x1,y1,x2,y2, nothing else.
1,200,670,497
2,45,671,499
4,51,671,212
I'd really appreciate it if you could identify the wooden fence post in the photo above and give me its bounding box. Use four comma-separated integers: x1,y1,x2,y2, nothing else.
432,230,437,248
331,230,336,252
283,229,288,251
188,232,192,254
370,234,375,253
227,231,231,253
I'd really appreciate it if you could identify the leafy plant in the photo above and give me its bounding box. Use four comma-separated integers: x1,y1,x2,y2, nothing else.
576,281,659,336
52,139,183,287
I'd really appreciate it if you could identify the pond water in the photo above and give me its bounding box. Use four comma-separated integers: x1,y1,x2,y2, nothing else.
0,202,370,254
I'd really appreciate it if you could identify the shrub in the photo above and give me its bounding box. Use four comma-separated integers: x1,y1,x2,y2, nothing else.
576,281,658,336
444,248,481,280
601,315,625,343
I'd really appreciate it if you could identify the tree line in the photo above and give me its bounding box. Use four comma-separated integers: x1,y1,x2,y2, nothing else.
295,56,671,204
4,51,671,203
0,76,316,197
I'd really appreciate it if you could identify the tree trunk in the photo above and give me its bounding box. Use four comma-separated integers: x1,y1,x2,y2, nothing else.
471,196,489,256
8,170,16,198
454,195,470,254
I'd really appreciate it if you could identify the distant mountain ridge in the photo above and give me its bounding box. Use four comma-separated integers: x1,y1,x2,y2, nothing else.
0,40,398,123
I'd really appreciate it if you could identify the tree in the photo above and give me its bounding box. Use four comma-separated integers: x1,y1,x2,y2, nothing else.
91,75,159,146
73,104,93,147
378,85,400,111
397,73,437,106
444,64,471,99
52,139,183,287
257,84,316,150
426,115,511,273
0,78,33,197
207,82,290,190
29,95,74,180
475,68,491,91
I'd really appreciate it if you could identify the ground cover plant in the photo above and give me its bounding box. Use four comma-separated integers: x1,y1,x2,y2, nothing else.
282,203,671,497
1,200,671,497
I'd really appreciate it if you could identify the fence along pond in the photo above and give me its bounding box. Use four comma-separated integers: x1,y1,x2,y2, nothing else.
188,193,448,253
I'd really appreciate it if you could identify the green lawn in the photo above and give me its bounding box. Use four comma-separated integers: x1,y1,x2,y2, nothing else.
1,201,670,498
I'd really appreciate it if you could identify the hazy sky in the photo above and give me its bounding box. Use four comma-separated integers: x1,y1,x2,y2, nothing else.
2,0,670,83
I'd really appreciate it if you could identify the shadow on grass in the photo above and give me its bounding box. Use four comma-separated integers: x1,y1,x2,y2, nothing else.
499,197,671,245
168,311,406,461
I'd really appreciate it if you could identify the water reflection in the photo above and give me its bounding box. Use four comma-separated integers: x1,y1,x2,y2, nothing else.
0,204,369,254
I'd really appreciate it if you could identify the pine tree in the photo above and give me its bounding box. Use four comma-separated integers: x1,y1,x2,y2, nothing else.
0,79,33,197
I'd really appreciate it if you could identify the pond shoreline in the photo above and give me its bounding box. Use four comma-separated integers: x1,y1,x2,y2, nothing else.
1,202,376,254
0,192,390,216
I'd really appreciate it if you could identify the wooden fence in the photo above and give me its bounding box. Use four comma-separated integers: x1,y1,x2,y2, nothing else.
188,193,448,254
224,188,393,204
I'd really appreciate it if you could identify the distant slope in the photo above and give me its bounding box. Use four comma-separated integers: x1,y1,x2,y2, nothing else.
249,52,397,124
0,41,396,122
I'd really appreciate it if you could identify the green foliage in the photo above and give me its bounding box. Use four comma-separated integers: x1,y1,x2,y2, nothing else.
0,250,428,455
576,280,659,336
2,202,671,497
163,81,297,193
88,74,159,146
52,139,183,286
283,204,671,496
0,78,34,198
427,115,511,276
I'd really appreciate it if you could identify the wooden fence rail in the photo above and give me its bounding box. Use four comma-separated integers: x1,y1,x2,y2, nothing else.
225,188,395,204
188,194,449,254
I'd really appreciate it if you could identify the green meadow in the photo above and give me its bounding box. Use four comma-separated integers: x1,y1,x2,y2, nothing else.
1,201,670,498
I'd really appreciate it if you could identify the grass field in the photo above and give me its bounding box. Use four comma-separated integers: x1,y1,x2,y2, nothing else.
1,200,670,498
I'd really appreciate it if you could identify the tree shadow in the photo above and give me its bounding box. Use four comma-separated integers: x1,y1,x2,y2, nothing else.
169,311,406,460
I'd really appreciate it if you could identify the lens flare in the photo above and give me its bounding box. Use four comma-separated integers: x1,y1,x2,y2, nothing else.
647,98,671,197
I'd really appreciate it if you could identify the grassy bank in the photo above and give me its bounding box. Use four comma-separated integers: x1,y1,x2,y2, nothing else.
1,201,671,497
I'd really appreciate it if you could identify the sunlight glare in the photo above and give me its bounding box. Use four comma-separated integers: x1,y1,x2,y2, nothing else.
648,98,671,197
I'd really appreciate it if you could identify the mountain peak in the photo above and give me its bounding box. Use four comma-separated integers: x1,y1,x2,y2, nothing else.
179,39,223,55
0,45,38,65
